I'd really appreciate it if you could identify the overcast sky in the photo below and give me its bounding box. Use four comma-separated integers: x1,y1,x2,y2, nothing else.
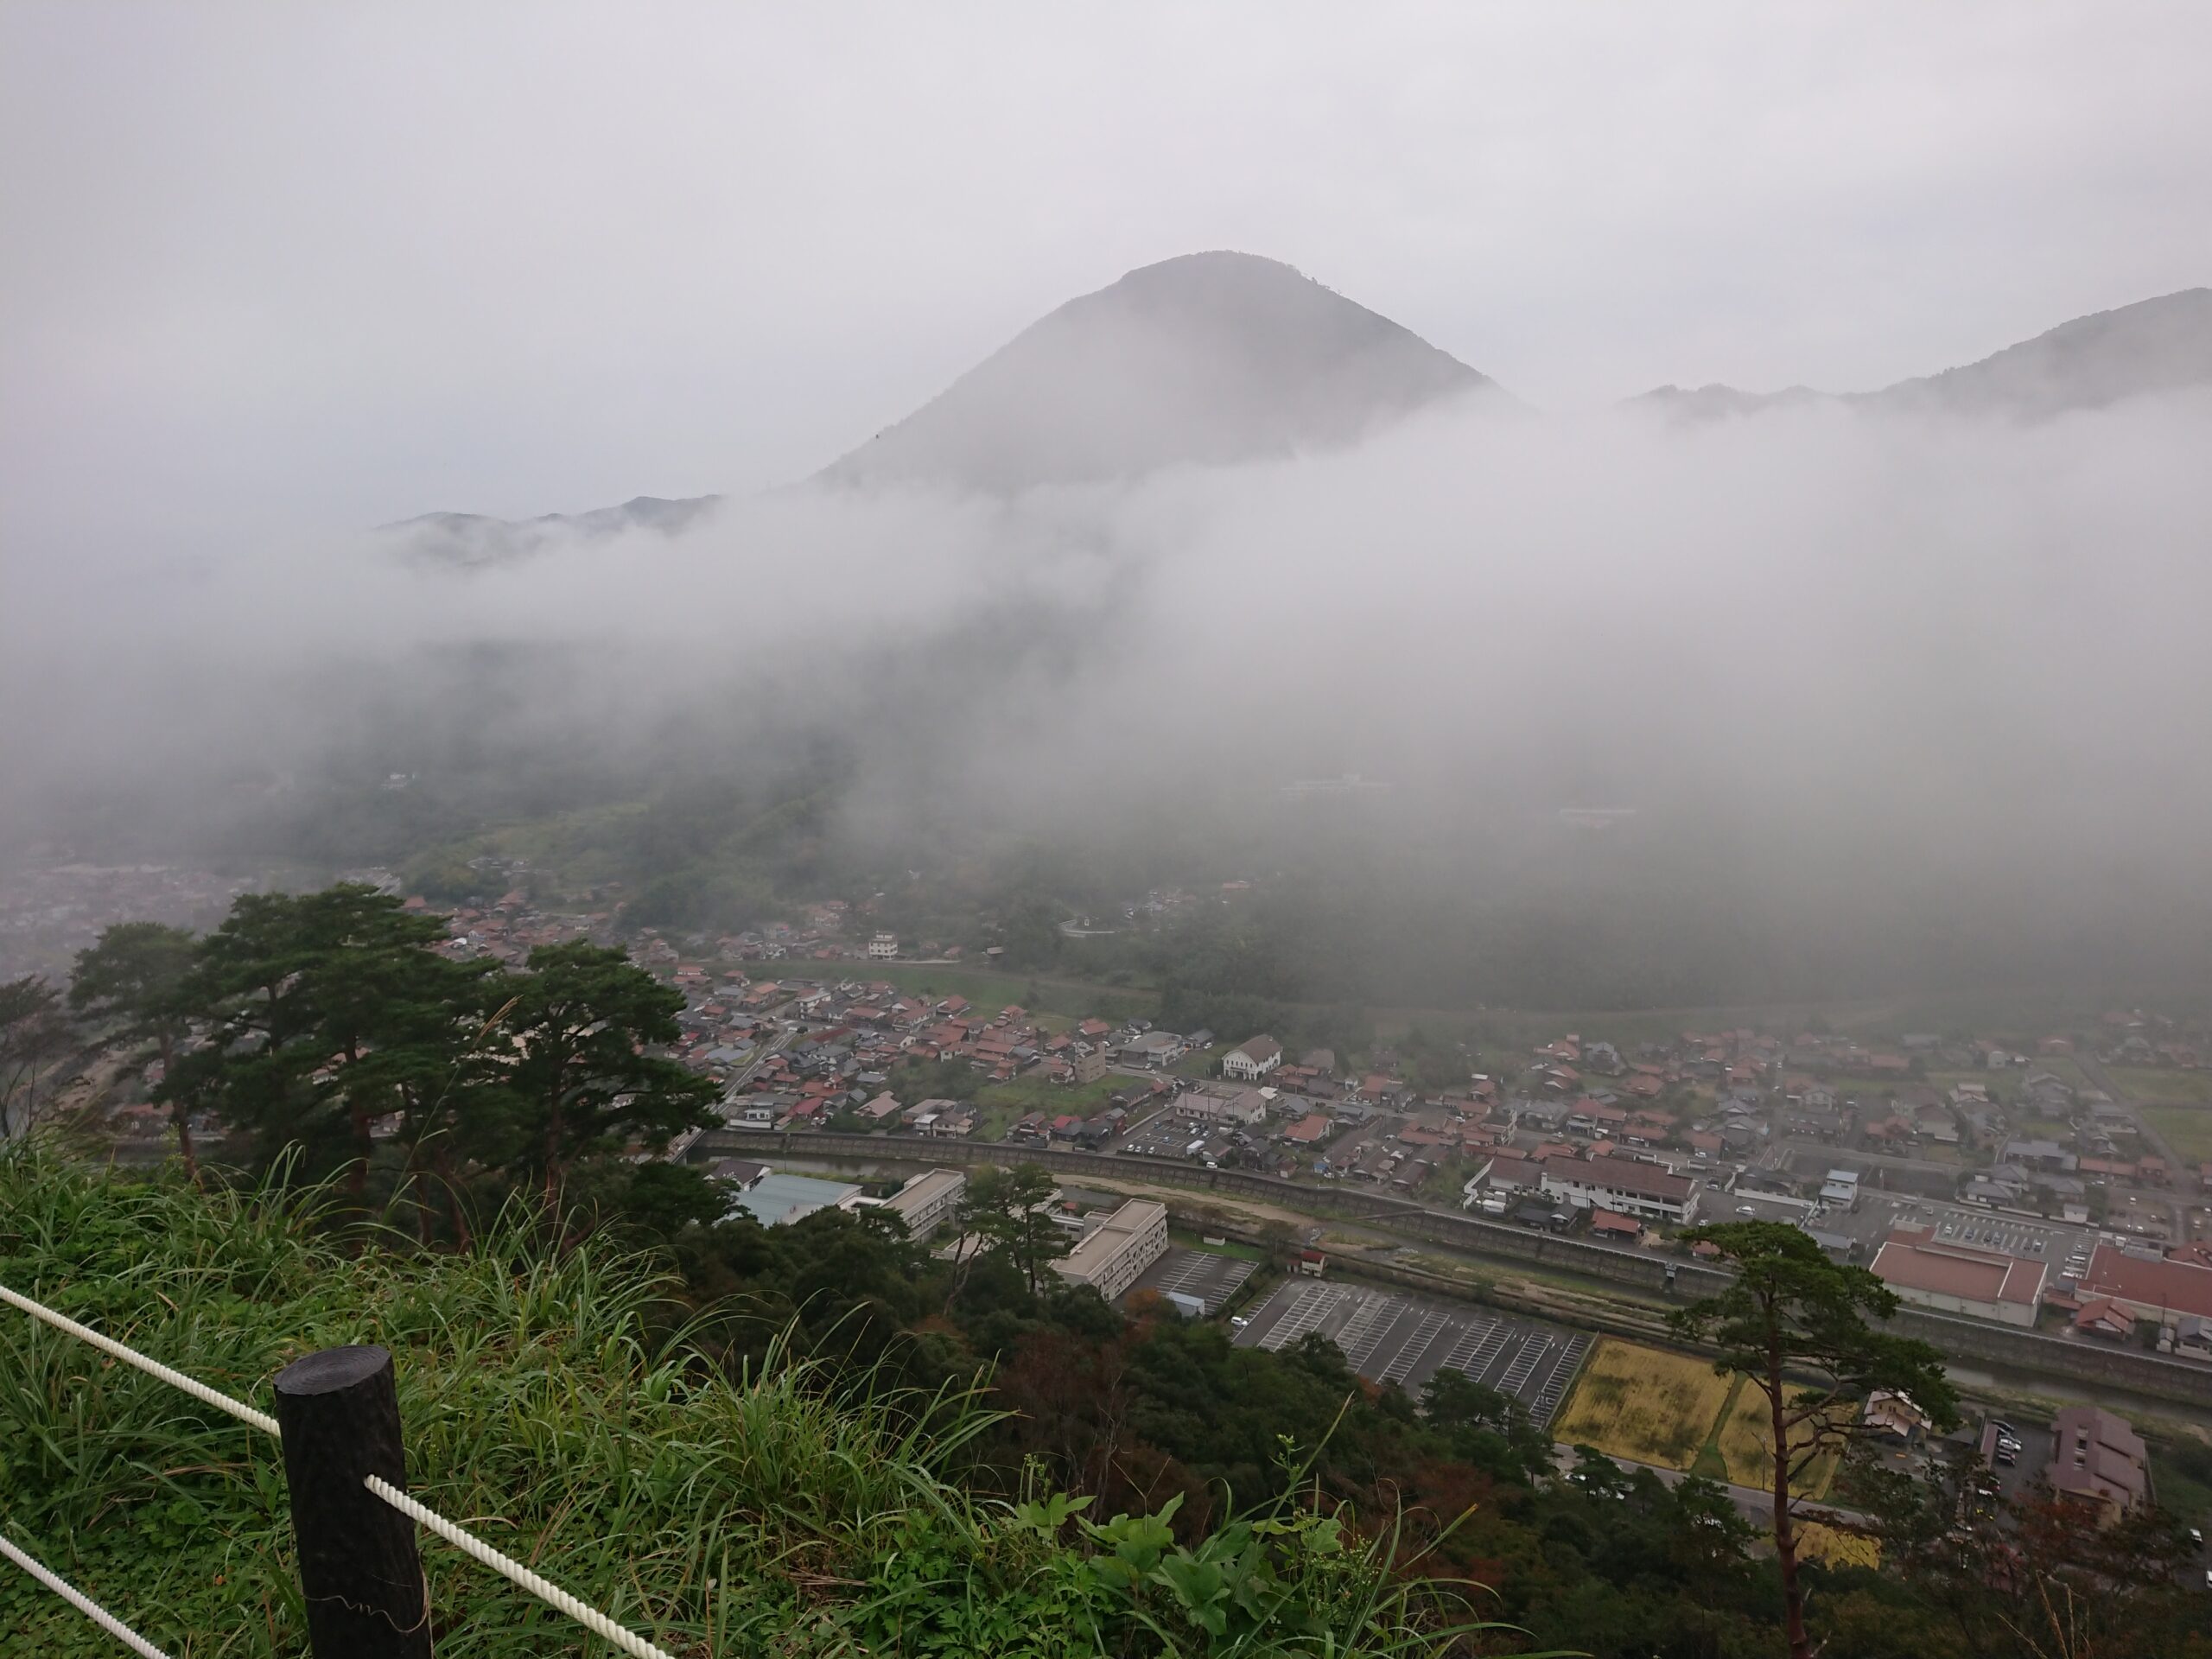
3,3,2209,554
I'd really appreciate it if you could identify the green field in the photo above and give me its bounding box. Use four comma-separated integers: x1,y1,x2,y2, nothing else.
1167,1228,1269,1262
952,1071,1155,1141
2148,1440,2212,1526
863,963,1154,1024
2141,1107,2212,1165
2110,1066,2212,1105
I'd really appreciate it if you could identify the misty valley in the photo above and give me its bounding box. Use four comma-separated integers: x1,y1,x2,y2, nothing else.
10,238,2212,1659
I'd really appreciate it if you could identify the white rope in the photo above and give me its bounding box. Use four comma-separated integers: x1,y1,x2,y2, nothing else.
3,1281,682,1659
0,1533,175,1659
0,1283,281,1437
364,1476,680,1659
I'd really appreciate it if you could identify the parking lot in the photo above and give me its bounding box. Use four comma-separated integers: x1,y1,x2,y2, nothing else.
1975,1413,2054,1505
2107,1188,2175,1243
1111,1103,1235,1162
1233,1281,1592,1426
1128,1246,1257,1315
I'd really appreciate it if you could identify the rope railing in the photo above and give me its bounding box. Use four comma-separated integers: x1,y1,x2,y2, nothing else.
365,1477,677,1659
0,1532,175,1659
0,1282,281,1435
3,1281,683,1659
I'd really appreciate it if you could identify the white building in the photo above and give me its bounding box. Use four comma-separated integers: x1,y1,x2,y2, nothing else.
1177,1084,1269,1127
1052,1198,1170,1300
868,932,899,959
1540,1155,1699,1225
1221,1036,1282,1081
1121,1031,1185,1068
880,1168,966,1242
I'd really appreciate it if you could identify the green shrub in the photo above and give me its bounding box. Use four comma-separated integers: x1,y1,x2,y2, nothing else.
0,1143,1512,1656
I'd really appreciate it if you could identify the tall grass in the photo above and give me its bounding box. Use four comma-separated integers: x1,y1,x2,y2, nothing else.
0,1143,1516,1656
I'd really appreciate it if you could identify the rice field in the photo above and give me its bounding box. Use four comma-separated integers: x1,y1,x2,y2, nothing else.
1552,1338,1735,1469
1796,1522,1879,1570
1554,1339,1845,1501
1712,1377,1839,1498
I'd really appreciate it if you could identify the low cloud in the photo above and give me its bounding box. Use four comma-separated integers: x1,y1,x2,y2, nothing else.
7,389,2211,998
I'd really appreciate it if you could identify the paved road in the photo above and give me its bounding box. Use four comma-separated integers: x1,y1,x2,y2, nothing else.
1765,1136,1963,1179
1550,1445,1872,1531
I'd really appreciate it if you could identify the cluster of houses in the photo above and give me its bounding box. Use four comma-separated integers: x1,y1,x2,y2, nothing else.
422,887,620,967
0,860,257,983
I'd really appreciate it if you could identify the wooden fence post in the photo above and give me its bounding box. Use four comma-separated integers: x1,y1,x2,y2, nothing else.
274,1344,434,1658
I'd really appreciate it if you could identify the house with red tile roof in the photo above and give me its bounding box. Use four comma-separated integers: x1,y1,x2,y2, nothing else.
2071,1297,2134,1340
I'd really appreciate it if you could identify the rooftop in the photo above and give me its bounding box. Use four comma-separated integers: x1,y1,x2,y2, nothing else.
1870,1230,2045,1306
1555,1154,1693,1202
882,1167,966,1217
1058,1198,1168,1275
728,1170,863,1228
2080,1243,2212,1320
2046,1405,2147,1510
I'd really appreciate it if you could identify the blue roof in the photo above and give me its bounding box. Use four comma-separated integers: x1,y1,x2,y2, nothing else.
728,1171,862,1227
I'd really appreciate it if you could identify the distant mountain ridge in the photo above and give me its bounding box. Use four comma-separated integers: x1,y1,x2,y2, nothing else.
381,493,721,568
817,250,1501,493
1637,287,2212,421
388,264,2212,562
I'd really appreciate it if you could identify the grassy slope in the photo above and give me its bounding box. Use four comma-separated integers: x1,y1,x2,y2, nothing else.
0,1147,1492,1658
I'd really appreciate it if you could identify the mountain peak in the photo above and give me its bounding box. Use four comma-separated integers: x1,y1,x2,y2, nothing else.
817,251,1501,493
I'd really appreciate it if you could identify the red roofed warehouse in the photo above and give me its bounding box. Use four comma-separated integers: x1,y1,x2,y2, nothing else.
1869,1229,2045,1327
2076,1243,2212,1327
